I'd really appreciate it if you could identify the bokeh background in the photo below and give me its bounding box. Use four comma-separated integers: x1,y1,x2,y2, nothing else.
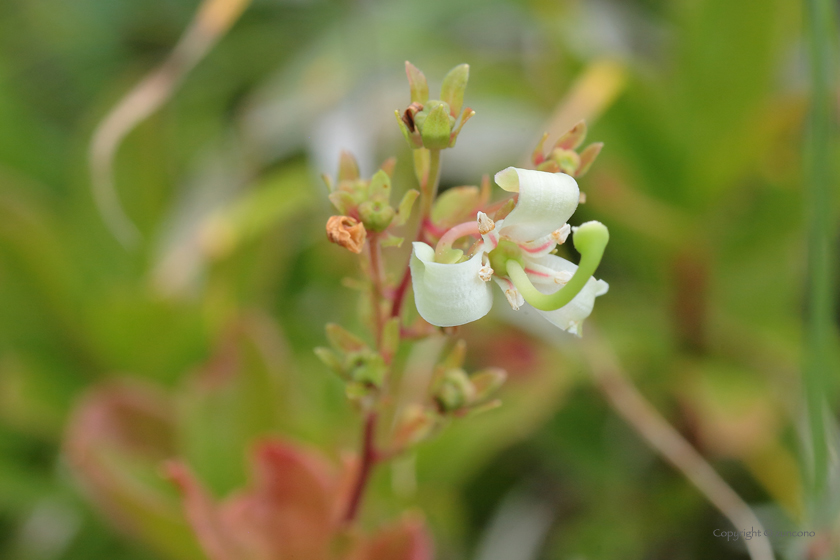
0,0,837,559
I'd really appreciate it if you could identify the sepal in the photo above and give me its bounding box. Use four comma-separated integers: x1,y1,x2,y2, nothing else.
440,64,469,117
405,61,429,104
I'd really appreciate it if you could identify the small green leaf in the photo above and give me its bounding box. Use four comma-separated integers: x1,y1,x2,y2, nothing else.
338,151,360,182
314,347,344,376
380,157,397,178
440,63,469,116
448,108,474,147
325,323,368,353
555,120,587,150
471,368,507,402
405,61,429,104
368,170,392,201
394,189,419,226
532,132,549,164
431,186,481,227
441,339,467,370
576,142,604,177
380,233,404,248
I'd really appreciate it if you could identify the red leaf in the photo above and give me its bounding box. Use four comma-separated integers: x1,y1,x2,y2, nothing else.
166,461,245,560
358,515,434,560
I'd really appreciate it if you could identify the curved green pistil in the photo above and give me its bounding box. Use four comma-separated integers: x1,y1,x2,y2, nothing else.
487,239,524,273
505,221,609,312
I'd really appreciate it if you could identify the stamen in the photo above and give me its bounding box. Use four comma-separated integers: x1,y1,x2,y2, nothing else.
504,289,524,310
478,264,493,282
477,212,495,235
551,224,571,244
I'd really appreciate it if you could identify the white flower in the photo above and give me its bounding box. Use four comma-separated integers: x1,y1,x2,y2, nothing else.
410,167,609,335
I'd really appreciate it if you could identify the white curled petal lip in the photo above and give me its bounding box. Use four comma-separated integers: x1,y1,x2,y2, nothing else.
527,254,609,336
494,167,579,243
410,242,494,327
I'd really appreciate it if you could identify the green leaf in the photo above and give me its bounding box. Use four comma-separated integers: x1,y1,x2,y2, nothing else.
405,61,429,104
430,186,481,227
394,189,419,226
440,64,469,116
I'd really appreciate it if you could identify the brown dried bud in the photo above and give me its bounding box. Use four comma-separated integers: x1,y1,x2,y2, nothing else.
326,215,366,254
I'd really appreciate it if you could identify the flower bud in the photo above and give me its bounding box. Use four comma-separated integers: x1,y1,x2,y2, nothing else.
552,148,581,175
344,349,387,388
415,101,454,150
358,200,396,232
326,215,366,254
434,368,476,413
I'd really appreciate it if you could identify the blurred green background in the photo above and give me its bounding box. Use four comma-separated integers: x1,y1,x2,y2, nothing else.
0,0,837,559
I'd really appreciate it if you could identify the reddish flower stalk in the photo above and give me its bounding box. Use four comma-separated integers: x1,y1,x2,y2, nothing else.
343,411,380,523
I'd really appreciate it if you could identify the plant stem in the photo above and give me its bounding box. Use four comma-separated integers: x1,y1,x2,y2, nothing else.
803,0,838,498
368,233,385,346
391,150,443,318
342,411,379,524
582,331,774,560
420,149,442,218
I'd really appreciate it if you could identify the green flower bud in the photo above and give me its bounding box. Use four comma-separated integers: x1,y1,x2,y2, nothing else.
415,101,455,150
344,349,387,388
358,200,396,232
435,368,476,413
551,148,581,175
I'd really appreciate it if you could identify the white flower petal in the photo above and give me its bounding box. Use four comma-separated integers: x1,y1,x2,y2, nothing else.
494,167,579,243
410,242,493,327
526,254,608,336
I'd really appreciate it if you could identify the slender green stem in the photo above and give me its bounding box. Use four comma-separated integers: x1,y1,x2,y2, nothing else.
368,233,385,347
803,0,838,497
505,221,608,311
391,148,443,318
421,149,442,219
